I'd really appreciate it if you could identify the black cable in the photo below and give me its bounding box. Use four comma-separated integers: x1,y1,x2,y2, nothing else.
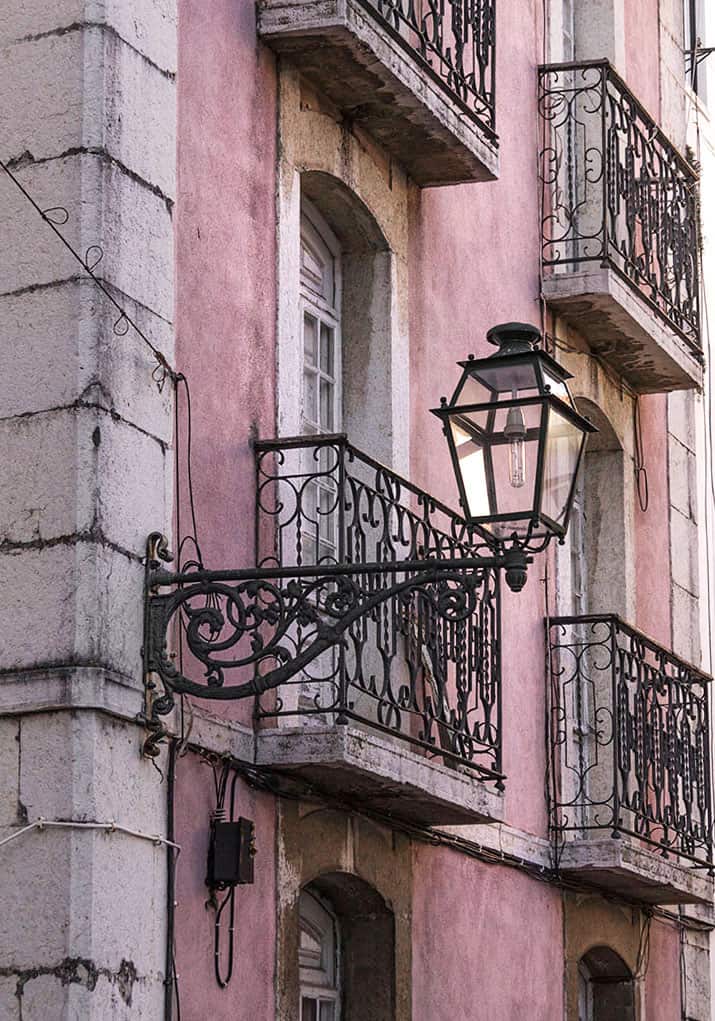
191,743,714,936
208,761,241,989
176,374,203,570
165,740,181,1021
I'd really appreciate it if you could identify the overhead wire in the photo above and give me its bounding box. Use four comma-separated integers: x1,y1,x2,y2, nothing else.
0,157,176,389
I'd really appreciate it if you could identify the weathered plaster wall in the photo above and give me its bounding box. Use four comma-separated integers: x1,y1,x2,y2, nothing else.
411,843,564,1020
408,0,549,839
621,0,675,649
172,0,280,1014
173,753,276,1020
643,915,683,1018
0,0,176,1015
174,0,277,730
169,0,695,1016
276,800,413,1021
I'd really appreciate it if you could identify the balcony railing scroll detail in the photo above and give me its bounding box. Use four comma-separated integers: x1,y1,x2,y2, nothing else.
142,436,504,785
538,61,701,354
366,0,496,134
548,615,713,870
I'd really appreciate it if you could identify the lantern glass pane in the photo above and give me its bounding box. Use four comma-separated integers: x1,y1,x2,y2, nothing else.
488,414,541,517
541,406,584,526
542,366,574,407
450,421,489,517
454,372,494,407
472,359,540,396
452,405,490,434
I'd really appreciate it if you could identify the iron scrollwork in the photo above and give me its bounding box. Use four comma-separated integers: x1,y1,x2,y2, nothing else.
548,614,713,870
142,437,517,784
538,60,701,355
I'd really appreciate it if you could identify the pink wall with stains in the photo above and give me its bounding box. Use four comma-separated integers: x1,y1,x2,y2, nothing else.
412,845,564,1021
175,0,277,727
173,755,277,1020
170,0,686,1015
623,0,673,647
173,0,279,1013
644,918,683,1019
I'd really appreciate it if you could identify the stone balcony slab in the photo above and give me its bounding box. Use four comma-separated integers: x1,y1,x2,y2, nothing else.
257,0,498,186
557,838,714,906
543,267,703,393
255,724,504,825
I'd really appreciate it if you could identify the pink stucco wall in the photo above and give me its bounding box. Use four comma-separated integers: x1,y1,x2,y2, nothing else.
409,0,549,838
644,916,683,1019
171,0,685,1014
175,0,277,726
174,0,278,1012
412,844,564,1020
622,0,673,648
174,755,277,1020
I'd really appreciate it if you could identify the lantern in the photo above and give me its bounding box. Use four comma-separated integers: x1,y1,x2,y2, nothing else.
432,322,596,550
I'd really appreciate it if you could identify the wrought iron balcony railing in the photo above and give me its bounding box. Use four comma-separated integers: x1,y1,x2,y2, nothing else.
252,434,502,783
365,0,496,134
143,436,503,786
257,0,497,185
538,61,701,355
548,614,713,870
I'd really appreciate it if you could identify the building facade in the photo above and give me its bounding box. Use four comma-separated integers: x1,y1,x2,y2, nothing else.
1,0,715,1018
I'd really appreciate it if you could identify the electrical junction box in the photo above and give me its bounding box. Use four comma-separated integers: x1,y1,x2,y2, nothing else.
207,818,255,888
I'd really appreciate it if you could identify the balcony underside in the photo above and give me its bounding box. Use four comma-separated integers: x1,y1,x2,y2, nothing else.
556,838,714,905
543,267,703,393
257,0,498,186
255,724,504,825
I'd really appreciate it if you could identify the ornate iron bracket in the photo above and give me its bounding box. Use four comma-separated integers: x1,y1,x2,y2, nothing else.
141,532,530,725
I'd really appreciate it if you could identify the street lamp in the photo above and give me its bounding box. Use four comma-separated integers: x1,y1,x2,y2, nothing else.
432,322,596,557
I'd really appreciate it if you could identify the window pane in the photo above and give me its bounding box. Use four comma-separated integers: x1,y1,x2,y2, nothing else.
319,1002,336,1021
304,313,318,366
319,486,337,545
320,323,334,375
541,367,573,406
320,379,334,431
304,370,318,425
301,997,318,1021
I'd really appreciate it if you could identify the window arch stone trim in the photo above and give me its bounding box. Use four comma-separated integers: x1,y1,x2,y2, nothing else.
276,800,412,1021
276,67,410,474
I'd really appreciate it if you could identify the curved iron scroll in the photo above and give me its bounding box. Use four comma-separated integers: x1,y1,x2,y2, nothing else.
143,535,508,781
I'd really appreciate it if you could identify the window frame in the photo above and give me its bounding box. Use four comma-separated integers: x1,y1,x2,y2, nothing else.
300,200,343,439
299,889,341,1021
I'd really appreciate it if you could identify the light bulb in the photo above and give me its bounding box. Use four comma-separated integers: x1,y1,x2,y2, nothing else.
504,404,527,489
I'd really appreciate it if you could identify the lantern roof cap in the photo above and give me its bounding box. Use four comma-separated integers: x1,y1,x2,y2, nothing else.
486,322,541,356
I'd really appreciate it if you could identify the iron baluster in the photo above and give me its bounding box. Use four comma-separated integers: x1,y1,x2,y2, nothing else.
548,614,713,870
538,60,701,354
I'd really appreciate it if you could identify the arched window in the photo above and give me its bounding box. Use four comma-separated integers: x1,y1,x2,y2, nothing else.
297,874,395,1021
558,398,634,619
300,201,342,439
299,889,341,1021
300,202,342,567
578,946,635,1021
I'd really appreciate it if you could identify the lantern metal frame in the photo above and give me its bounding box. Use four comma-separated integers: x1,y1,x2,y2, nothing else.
430,323,597,553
